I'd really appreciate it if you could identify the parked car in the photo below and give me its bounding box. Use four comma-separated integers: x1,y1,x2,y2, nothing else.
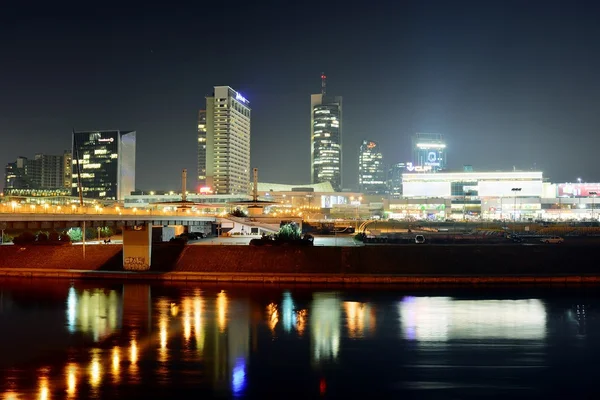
415,235,426,244
540,236,564,244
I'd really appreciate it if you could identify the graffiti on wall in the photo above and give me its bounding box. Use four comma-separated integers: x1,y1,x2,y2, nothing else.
124,256,150,271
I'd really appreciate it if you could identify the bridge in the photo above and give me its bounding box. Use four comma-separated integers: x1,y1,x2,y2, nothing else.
0,206,294,271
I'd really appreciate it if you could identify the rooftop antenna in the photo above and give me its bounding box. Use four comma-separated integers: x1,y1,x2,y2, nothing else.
181,169,187,202
321,72,327,97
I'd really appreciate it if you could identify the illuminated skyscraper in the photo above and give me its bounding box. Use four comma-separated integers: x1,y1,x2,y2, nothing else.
358,140,386,194
206,86,251,195
412,133,446,172
72,130,136,200
311,74,342,191
387,162,406,198
63,150,72,190
197,109,207,188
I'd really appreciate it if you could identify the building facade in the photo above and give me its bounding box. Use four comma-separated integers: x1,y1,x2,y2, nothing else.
63,150,72,190
387,162,406,199
4,157,30,190
4,152,69,192
358,140,386,194
72,130,136,200
197,109,207,189
205,86,251,195
402,171,544,220
412,133,446,172
311,89,342,191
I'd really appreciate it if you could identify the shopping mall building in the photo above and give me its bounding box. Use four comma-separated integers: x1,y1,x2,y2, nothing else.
397,171,600,221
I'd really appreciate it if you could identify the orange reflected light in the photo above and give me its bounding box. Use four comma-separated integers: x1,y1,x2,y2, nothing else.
217,291,228,332
296,309,307,336
39,376,49,400
89,352,101,388
182,297,192,342
66,363,78,398
266,303,279,333
130,340,138,364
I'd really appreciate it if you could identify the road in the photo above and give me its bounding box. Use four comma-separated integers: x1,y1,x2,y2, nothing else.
189,235,362,247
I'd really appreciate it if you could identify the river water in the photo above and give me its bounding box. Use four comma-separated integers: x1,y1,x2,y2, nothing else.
0,280,598,399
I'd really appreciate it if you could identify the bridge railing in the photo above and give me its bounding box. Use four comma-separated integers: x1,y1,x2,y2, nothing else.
0,203,218,217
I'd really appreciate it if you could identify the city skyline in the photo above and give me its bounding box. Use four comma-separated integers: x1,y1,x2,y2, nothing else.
1,1,599,192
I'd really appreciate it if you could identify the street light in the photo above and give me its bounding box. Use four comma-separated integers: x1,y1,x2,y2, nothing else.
511,188,521,225
590,191,597,221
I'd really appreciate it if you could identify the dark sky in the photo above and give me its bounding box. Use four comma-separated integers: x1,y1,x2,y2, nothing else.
1,0,599,192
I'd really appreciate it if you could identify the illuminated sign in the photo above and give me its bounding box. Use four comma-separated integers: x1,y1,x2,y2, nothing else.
416,143,446,149
405,162,432,172
98,138,114,143
558,183,600,197
199,186,213,194
235,92,249,104
367,142,376,149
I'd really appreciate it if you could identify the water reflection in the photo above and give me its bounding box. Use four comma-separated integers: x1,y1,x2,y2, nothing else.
65,363,78,398
311,293,340,364
38,375,49,400
194,294,205,353
89,350,102,389
3,283,590,399
66,287,122,341
282,291,294,332
111,347,120,384
217,291,227,333
344,302,376,338
399,297,547,341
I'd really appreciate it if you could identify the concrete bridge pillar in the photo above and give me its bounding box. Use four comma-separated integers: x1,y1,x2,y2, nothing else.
122,222,152,271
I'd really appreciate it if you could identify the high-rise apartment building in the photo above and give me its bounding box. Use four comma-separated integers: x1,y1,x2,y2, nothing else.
412,133,446,172
4,152,69,192
311,74,342,191
4,157,30,190
72,130,136,200
63,150,72,190
205,86,251,195
358,140,386,194
197,109,207,188
387,162,407,198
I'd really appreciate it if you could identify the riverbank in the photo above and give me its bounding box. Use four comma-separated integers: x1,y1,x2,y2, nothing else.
0,243,598,283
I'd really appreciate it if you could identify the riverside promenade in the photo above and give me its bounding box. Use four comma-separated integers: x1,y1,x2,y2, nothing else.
0,243,598,284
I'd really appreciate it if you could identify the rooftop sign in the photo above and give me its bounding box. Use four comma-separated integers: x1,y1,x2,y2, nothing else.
235,92,249,104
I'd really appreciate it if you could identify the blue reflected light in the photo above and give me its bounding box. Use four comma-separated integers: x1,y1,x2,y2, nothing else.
282,291,295,333
232,357,246,396
67,287,77,333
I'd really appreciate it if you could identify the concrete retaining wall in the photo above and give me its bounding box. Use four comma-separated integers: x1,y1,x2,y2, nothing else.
0,244,597,282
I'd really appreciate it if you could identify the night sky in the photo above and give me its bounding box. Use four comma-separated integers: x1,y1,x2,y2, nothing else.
1,0,599,192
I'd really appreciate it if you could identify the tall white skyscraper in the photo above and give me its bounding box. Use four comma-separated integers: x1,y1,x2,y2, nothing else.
310,74,342,191
205,86,251,195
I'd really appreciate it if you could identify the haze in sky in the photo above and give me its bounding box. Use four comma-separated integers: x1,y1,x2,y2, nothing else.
1,0,599,191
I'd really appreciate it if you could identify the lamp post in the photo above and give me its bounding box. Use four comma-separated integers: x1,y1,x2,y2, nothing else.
590,191,597,221
511,188,521,231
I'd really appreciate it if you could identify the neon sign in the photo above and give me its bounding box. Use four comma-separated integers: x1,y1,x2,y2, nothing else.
405,162,432,173
98,138,114,143
235,93,249,104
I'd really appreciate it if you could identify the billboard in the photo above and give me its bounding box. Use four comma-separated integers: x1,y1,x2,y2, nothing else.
558,183,600,197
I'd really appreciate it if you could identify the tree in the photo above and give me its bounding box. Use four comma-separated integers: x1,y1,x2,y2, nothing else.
36,232,49,242
277,222,302,241
13,231,36,245
230,208,247,218
67,228,82,242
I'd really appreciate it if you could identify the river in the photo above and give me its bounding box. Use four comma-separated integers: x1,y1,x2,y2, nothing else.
0,279,598,399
